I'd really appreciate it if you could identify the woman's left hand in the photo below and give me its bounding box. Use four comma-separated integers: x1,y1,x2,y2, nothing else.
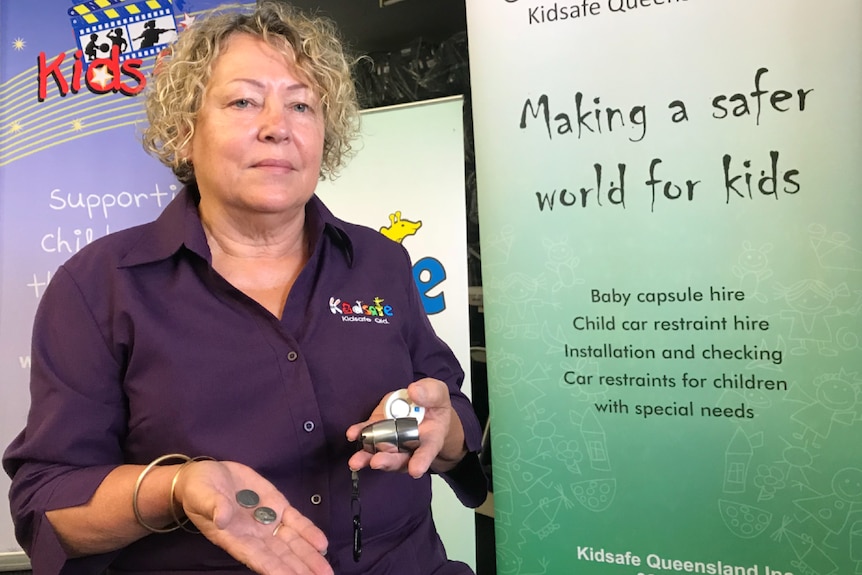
346,378,467,478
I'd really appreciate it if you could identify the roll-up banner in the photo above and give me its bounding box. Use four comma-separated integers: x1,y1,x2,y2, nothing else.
466,1,861,574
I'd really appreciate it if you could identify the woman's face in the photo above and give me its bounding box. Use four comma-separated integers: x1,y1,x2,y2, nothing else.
187,33,325,220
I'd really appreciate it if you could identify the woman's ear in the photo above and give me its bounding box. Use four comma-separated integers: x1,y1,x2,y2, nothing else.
178,140,193,166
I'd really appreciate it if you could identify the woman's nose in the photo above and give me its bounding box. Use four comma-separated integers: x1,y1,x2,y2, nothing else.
258,102,290,142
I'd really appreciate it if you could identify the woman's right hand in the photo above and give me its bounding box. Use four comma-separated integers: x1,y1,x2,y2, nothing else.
174,460,333,575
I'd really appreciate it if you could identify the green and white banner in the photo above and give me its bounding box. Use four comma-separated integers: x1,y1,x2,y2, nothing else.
466,1,861,574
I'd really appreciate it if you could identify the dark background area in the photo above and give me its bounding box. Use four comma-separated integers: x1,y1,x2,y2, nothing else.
285,0,468,55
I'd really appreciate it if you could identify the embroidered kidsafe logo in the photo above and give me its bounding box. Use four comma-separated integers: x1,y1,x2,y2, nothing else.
328,296,394,325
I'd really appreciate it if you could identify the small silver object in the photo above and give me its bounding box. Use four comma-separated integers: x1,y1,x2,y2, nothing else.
360,417,420,454
254,506,278,525
236,489,260,508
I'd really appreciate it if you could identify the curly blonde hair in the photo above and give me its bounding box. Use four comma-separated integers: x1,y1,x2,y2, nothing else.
141,1,359,183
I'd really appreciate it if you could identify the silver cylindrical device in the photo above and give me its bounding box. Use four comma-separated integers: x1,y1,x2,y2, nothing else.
360,417,420,453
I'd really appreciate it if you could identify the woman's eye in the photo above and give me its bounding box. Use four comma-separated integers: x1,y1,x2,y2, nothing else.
293,103,309,113
231,99,252,109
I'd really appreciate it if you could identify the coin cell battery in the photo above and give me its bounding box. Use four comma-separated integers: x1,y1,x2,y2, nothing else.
385,389,425,424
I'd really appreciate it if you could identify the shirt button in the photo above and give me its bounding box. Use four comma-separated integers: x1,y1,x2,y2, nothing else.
287,351,298,362
311,494,322,505
303,421,315,432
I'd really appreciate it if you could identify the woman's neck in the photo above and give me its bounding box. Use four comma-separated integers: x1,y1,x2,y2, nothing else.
200,204,310,319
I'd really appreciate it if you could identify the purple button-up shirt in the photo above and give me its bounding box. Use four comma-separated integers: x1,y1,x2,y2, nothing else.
3,188,486,574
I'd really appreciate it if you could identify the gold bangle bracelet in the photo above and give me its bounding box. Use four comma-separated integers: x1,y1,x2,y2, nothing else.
132,453,191,534
169,456,216,534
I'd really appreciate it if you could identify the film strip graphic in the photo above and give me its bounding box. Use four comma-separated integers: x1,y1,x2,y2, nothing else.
68,0,178,67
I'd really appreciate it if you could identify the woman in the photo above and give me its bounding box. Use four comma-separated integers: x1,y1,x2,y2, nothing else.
3,3,486,573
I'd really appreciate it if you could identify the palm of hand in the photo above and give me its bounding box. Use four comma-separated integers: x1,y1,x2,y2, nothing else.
177,460,332,575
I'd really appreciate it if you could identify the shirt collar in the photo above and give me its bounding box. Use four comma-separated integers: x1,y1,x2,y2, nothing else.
119,186,355,268
307,193,356,267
